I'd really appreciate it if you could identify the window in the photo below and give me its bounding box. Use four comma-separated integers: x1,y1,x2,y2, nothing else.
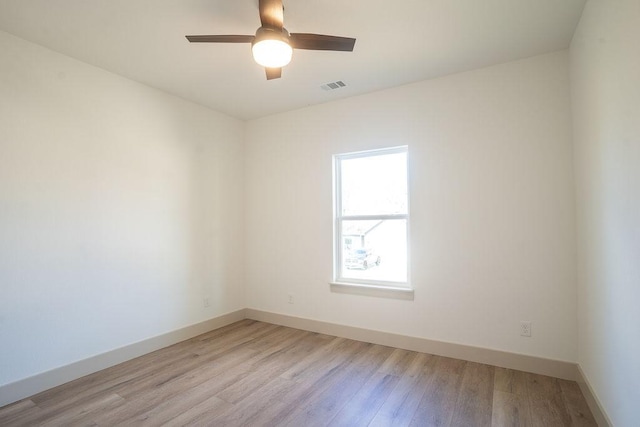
333,146,409,288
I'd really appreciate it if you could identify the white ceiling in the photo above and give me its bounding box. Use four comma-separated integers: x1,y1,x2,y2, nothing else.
0,0,586,120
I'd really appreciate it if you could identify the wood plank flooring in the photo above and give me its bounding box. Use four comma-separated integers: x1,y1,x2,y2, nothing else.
0,320,597,426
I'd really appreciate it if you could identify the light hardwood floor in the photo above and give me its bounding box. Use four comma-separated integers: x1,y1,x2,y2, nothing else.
0,320,597,426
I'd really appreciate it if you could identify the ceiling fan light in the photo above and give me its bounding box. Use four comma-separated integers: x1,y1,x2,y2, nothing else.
252,39,292,68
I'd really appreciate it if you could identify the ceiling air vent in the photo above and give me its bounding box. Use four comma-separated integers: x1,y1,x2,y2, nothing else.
321,80,347,91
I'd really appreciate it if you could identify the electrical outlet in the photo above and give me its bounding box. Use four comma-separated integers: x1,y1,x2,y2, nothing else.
520,321,532,337
203,297,210,308
288,294,294,304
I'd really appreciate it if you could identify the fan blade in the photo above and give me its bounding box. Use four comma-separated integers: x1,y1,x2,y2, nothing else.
259,0,284,30
290,33,356,51
265,67,282,80
186,35,254,43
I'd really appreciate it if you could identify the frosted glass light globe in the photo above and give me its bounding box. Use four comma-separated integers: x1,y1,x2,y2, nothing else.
252,39,292,68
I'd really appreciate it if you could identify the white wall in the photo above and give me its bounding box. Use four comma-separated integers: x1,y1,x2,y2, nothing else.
245,51,577,362
570,1,640,425
0,30,245,387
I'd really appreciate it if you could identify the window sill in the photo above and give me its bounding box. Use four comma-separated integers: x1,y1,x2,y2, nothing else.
329,282,414,300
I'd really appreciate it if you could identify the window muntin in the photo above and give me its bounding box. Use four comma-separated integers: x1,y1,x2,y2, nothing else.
334,146,409,287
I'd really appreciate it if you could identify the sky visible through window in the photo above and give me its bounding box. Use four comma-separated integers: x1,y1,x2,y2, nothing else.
341,152,408,216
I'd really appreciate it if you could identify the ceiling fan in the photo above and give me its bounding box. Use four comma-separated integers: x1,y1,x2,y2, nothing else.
186,0,356,80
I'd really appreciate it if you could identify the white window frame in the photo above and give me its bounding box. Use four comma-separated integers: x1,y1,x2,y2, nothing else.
332,146,411,291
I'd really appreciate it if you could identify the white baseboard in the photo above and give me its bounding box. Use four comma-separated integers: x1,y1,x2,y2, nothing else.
576,364,612,427
245,308,579,381
0,309,246,408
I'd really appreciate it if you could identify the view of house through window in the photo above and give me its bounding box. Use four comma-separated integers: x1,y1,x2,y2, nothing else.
334,146,409,286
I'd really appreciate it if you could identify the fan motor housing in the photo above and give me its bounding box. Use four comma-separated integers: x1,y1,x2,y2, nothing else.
253,26,291,46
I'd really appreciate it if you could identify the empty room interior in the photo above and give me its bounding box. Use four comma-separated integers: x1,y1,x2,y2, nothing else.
0,0,638,426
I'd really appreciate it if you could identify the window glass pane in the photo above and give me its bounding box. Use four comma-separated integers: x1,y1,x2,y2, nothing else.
340,219,407,283
341,152,407,216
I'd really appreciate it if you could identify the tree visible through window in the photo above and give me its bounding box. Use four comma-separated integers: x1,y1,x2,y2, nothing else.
334,146,409,287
